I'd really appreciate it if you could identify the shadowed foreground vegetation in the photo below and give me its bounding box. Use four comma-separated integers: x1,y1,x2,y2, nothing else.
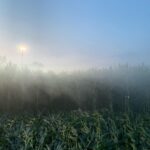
0,111,150,150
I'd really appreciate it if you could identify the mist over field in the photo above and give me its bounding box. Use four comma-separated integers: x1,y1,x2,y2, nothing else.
0,57,150,113
0,1,150,149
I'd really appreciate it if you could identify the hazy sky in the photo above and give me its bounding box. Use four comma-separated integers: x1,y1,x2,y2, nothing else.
0,0,150,71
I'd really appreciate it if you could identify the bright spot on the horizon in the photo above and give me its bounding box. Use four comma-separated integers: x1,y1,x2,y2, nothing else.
17,44,28,54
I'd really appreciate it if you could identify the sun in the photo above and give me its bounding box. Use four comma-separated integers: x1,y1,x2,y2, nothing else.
17,44,28,54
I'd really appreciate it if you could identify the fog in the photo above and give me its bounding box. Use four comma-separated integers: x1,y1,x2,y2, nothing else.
0,57,149,114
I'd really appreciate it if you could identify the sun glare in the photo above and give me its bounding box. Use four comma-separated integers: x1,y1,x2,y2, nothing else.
17,44,28,54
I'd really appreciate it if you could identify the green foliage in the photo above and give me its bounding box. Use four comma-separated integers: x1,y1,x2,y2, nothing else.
0,112,149,150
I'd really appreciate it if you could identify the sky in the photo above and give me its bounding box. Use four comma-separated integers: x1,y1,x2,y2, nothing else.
0,0,150,71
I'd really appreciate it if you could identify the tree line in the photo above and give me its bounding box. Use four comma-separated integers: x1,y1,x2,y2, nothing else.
0,60,150,113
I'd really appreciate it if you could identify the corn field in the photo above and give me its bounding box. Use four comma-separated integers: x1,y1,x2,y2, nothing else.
0,64,150,149
0,111,149,150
